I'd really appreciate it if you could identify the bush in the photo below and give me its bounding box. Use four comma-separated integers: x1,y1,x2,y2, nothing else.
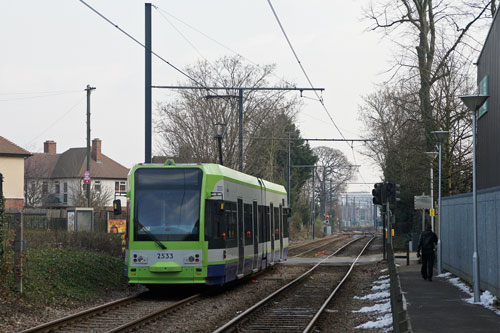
24,230,124,258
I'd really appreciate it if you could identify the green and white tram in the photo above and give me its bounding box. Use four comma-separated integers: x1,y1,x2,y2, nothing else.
117,160,289,286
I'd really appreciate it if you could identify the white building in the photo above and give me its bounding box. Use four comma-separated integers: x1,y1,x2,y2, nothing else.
25,139,128,208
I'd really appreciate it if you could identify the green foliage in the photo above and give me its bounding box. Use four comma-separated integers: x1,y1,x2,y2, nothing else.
24,230,124,258
21,248,128,306
0,230,127,307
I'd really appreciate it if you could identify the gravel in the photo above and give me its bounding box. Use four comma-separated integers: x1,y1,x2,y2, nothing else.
5,234,389,332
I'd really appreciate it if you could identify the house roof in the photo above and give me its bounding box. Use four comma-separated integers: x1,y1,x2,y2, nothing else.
52,148,128,179
0,136,31,157
25,147,128,180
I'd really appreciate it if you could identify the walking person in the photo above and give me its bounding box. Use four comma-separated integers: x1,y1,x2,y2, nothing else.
417,223,438,281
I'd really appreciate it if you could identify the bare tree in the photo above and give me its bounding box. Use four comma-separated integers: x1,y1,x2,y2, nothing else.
24,156,52,207
366,0,492,146
155,56,301,170
69,181,114,209
312,146,354,217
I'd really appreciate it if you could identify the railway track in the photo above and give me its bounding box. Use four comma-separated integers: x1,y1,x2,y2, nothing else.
21,292,200,333
288,233,352,258
213,234,375,333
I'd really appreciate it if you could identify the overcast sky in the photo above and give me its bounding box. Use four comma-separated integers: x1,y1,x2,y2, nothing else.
1,0,395,193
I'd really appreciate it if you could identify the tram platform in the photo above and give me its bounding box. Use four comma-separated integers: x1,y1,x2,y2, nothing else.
397,257,500,333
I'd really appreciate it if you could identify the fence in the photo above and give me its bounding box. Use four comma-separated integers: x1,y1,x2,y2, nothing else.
441,186,500,298
4,208,128,233
388,242,412,333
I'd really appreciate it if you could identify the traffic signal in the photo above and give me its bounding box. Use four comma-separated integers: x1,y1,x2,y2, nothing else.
372,182,385,205
385,182,401,205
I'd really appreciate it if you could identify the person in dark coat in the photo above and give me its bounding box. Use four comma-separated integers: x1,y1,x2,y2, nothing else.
417,224,438,281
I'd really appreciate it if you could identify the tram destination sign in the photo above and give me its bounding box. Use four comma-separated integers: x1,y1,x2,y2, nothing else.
414,195,432,210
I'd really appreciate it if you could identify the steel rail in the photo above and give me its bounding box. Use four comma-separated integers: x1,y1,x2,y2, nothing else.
212,236,365,333
304,235,375,332
291,233,350,258
106,293,200,333
289,234,346,257
21,294,141,333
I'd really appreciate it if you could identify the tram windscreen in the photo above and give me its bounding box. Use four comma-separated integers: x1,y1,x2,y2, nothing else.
134,168,202,241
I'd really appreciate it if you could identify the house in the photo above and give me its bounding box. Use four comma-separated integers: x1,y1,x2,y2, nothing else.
0,136,32,209
25,139,129,208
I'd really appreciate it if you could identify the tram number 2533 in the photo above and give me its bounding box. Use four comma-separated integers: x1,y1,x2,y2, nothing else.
157,252,174,260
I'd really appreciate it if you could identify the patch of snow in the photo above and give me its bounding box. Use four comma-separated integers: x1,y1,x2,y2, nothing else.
374,278,390,285
372,283,390,291
354,291,390,301
436,272,452,278
464,291,500,316
378,274,389,280
447,277,472,295
353,301,391,314
440,272,500,317
355,313,393,329
380,268,388,273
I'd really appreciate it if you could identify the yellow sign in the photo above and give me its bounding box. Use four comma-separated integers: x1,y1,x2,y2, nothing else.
392,229,395,237
430,209,435,216
108,219,126,233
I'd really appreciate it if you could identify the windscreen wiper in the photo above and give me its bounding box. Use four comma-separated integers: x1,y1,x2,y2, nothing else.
134,217,167,250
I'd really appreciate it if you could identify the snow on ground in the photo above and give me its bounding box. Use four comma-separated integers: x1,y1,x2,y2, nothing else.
439,272,500,316
353,273,393,330
380,268,388,273
353,301,391,314
354,291,390,301
355,313,393,330
371,283,390,291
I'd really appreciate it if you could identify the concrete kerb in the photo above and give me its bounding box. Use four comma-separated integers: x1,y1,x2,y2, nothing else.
388,245,413,333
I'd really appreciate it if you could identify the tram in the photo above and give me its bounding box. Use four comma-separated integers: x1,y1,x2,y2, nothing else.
115,160,289,286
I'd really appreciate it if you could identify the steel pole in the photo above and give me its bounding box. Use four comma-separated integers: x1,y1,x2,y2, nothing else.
311,168,315,240
238,89,243,171
472,110,480,302
437,143,442,274
287,132,291,206
145,3,152,164
430,160,434,232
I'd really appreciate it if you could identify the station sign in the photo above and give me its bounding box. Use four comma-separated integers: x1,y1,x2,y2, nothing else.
414,195,432,210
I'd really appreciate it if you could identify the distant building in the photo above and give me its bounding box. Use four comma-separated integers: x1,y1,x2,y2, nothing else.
25,139,129,208
476,10,500,190
0,136,31,209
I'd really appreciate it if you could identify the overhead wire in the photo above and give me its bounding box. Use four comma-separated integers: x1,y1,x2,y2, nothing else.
266,0,373,189
25,96,86,147
266,0,348,144
78,0,222,98
153,5,297,88
0,90,82,102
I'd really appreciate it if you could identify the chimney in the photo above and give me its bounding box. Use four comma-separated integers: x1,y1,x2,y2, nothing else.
44,140,56,154
92,138,102,161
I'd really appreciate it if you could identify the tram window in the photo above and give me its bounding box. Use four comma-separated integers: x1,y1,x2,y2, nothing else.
265,206,270,242
258,206,264,243
205,200,225,248
244,203,253,245
283,208,290,238
273,207,280,240
225,202,237,247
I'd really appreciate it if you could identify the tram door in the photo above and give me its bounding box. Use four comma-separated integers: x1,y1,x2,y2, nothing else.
252,201,258,271
279,204,283,260
237,198,244,276
270,203,274,263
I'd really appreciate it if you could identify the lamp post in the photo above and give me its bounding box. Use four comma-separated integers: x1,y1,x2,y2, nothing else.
425,151,438,232
430,131,448,276
459,94,489,303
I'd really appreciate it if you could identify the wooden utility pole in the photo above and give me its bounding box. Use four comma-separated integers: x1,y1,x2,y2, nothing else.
85,84,96,207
